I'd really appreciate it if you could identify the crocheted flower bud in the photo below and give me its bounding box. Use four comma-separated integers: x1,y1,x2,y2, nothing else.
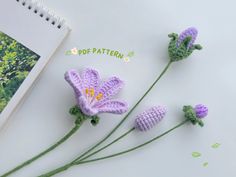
183,104,208,127
194,104,208,119
135,106,167,131
168,27,202,62
177,27,198,49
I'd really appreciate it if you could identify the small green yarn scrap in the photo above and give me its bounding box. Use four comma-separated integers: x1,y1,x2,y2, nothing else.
203,162,208,167
192,152,201,158
211,143,221,149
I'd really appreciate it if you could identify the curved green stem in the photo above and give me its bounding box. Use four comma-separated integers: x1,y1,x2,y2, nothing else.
77,128,135,162
71,61,172,162
77,119,188,165
37,61,173,177
0,124,82,177
38,128,135,177
38,119,188,177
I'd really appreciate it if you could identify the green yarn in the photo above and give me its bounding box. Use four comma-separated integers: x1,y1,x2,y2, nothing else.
90,116,100,126
168,33,202,62
69,105,100,126
69,106,86,125
183,105,204,127
0,122,83,177
0,106,90,177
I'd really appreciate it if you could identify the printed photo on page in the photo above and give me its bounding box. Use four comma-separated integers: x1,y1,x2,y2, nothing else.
0,31,40,113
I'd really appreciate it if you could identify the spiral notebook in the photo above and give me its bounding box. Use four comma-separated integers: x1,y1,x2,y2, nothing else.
0,0,70,129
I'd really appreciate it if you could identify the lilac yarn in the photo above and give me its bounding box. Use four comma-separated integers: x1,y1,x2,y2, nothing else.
65,68,128,116
194,104,208,119
135,106,167,132
177,27,198,48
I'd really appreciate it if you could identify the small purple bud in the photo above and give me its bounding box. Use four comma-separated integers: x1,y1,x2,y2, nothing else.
135,106,167,132
177,27,198,48
194,104,208,119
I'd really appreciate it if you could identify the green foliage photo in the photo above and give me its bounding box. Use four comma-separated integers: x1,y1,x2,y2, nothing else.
0,31,40,113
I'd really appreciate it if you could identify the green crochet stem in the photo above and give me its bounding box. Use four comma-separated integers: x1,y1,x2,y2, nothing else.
77,119,189,165
38,119,189,177
38,128,136,177
37,61,172,177
73,61,172,162
77,127,135,162
0,123,83,177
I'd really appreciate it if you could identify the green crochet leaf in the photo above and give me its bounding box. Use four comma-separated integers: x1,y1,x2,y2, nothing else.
203,162,208,167
192,152,201,158
211,143,221,149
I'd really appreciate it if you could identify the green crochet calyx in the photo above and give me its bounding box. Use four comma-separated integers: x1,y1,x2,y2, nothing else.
69,105,100,126
183,105,204,127
168,33,202,62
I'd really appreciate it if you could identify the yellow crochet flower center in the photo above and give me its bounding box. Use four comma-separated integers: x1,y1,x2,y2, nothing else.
96,93,103,101
85,88,103,101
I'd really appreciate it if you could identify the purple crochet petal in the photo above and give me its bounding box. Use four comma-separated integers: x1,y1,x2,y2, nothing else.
66,68,127,117
96,100,128,114
81,68,100,93
135,106,167,131
65,69,84,97
77,96,98,116
177,27,198,48
95,77,124,104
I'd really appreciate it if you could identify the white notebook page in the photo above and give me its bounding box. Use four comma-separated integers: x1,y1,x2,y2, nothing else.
0,0,70,129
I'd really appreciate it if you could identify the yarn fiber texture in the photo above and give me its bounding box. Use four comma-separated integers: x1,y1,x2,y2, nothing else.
135,106,167,131
183,104,208,127
194,104,208,119
168,27,202,62
65,68,128,116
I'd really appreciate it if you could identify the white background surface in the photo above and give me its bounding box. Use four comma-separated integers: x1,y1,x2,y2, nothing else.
0,0,236,177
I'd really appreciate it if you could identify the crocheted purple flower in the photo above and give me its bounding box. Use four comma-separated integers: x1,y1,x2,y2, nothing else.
194,104,208,119
177,27,198,49
65,68,128,116
168,27,202,62
135,106,167,131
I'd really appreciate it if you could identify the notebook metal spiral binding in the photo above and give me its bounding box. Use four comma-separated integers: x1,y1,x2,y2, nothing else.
15,0,66,29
